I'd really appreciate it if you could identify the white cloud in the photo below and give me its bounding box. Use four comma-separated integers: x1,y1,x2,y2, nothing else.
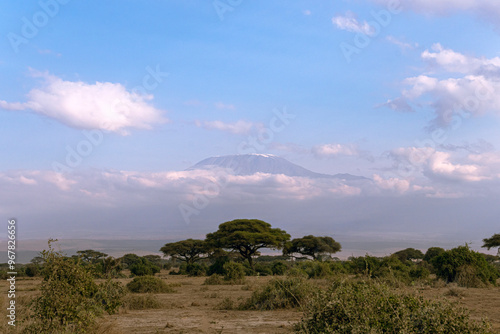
195,119,261,135
422,43,500,74
303,10,312,16
332,12,375,35
389,146,500,183
428,151,487,182
382,45,500,127
0,71,166,135
313,143,359,158
373,174,410,193
371,0,500,21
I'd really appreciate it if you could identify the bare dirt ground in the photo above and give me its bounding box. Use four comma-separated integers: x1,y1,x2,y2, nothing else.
1,273,499,333
109,274,299,334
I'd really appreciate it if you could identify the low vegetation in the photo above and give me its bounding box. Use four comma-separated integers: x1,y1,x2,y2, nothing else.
2,226,498,333
126,275,175,293
295,279,493,334
241,276,315,310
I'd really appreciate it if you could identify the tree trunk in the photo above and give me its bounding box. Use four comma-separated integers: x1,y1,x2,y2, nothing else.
247,256,254,270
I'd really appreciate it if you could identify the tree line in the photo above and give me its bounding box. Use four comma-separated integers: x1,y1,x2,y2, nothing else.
160,219,342,270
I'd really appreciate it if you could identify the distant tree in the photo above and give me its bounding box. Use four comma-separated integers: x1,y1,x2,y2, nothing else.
143,255,162,266
284,235,341,261
160,239,208,265
432,245,499,286
206,219,290,269
76,249,108,263
120,253,142,268
129,259,160,276
482,234,500,256
423,247,445,262
393,248,424,262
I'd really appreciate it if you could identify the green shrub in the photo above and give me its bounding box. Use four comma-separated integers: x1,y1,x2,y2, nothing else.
295,280,492,333
241,277,316,310
207,255,230,275
216,297,235,310
255,262,273,276
122,294,163,310
25,240,123,333
409,265,430,280
203,274,225,285
95,279,126,314
186,263,206,276
286,267,309,279
345,255,382,276
432,245,499,287
129,259,160,277
126,275,175,293
24,264,41,277
223,261,245,282
424,247,445,263
305,261,334,279
271,261,289,275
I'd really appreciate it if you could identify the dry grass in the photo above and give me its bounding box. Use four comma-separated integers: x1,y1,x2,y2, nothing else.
1,272,499,333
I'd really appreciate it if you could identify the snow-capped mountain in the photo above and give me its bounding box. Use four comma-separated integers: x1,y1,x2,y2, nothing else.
187,154,368,181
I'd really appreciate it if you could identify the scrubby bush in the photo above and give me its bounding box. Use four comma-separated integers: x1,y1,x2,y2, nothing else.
24,264,41,277
345,255,382,277
286,267,309,279
207,255,230,275
122,294,163,310
223,261,245,282
126,276,175,293
204,274,225,285
424,247,445,263
241,277,316,310
129,258,161,277
393,248,424,262
432,245,499,287
409,265,430,280
271,261,289,275
186,263,207,276
254,262,273,276
295,280,492,333
303,261,333,278
25,240,125,333
95,279,126,314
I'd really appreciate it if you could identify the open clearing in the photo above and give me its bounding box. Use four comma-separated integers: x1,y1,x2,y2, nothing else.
1,272,499,333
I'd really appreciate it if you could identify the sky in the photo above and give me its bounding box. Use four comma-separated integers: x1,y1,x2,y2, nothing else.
1,0,500,257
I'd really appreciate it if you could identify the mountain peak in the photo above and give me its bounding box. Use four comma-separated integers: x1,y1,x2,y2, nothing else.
187,154,368,181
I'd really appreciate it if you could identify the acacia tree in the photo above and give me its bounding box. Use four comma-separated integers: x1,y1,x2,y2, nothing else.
206,219,290,269
284,235,341,260
76,249,108,263
160,239,208,265
393,248,424,262
482,234,500,256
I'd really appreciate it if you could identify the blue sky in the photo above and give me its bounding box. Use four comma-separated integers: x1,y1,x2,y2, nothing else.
1,0,500,256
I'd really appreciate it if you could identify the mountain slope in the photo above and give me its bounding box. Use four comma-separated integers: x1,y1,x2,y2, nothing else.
187,154,368,180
